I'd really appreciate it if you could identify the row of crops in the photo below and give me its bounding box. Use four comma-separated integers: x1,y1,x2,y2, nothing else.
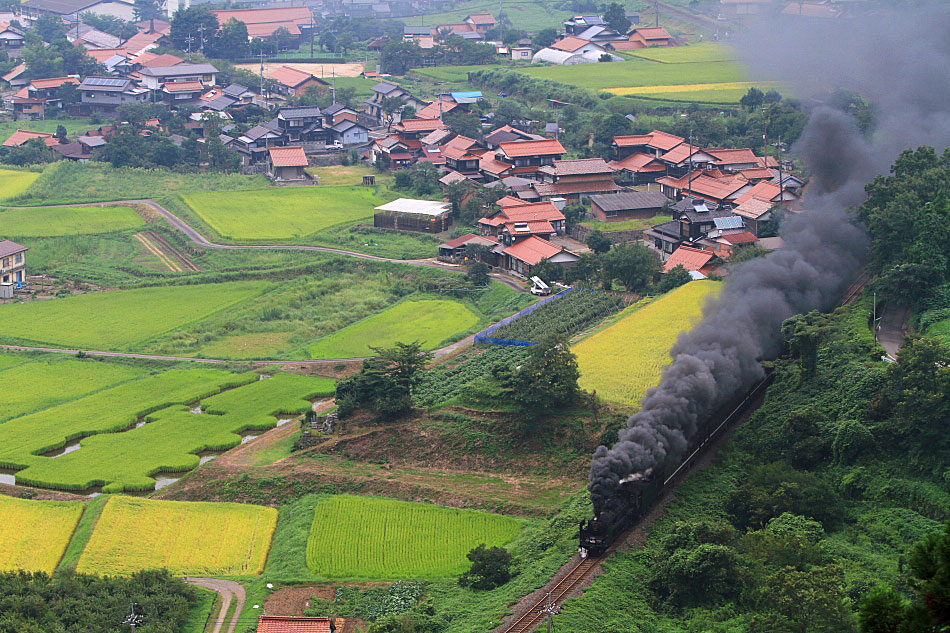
412,345,531,408
488,289,628,343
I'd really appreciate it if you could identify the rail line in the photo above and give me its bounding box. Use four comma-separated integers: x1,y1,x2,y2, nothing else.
501,557,598,633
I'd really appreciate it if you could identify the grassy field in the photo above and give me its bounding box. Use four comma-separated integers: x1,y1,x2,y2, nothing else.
0,205,145,236
411,0,571,31
0,495,84,573
580,214,670,232
572,281,719,406
182,186,393,241
521,59,745,92
412,64,508,83
10,161,268,205
623,42,737,63
307,298,480,358
0,169,40,201
305,164,391,186
16,372,333,493
0,281,266,350
0,118,96,140
197,332,296,359
76,496,278,576
306,496,521,578
0,358,145,421
0,368,251,473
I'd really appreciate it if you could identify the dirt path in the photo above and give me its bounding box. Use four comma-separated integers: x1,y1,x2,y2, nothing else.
184,578,246,633
877,303,910,361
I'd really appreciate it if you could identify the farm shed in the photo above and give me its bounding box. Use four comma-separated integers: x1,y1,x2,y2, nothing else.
589,191,669,221
256,615,332,632
438,233,500,264
374,198,452,232
266,146,309,182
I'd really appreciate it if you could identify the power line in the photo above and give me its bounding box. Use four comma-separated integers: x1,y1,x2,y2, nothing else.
123,603,144,633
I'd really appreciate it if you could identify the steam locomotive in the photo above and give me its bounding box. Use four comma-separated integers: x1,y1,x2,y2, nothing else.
578,371,774,559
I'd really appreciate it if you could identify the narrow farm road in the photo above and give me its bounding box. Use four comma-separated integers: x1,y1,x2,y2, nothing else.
184,578,246,633
877,304,911,361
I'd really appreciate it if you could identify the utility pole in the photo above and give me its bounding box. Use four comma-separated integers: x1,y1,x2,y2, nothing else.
776,136,784,203
310,12,314,57
687,129,694,193
198,23,204,53
259,48,265,107
538,592,559,633
123,603,144,632
655,0,659,27
873,292,878,345
331,67,336,105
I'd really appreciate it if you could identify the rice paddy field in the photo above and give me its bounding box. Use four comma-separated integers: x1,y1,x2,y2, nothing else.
0,357,145,421
181,186,394,241
307,299,480,359
76,496,278,576
15,372,333,493
306,496,522,579
0,368,251,473
0,169,40,201
0,495,84,573
305,164,391,186
572,281,720,406
0,205,145,236
0,281,266,350
520,44,778,104
580,215,670,233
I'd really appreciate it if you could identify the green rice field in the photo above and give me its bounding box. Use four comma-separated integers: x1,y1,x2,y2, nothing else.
15,372,333,493
306,496,521,578
0,169,40,201
0,282,266,350
623,42,737,64
182,186,393,241
0,358,145,421
580,215,670,233
521,59,745,93
0,368,252,473
0,205,145,236
307,299,480,359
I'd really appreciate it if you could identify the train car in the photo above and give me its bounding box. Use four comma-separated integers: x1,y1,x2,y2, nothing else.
579,372,774,558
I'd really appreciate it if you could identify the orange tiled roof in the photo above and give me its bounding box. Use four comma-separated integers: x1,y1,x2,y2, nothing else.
735,180,783,204
465,13,496,24
503,235,564,266
538,157,613,176
415,100,458,119
266,65,322,87
268,145,308,167
633,27,672,40
3,130,56,147
479,155,513,175
663,246,714,272
122,30,163,53
503,219,555,235
610,152,666,172
256,615,332,633
246,21,301,38
2,63,25,82
394,118,448,133
163,81,204,93
551,36,591,52
215,6,312,25
30,76,79,90
707,147,758,165
86,48,128,62
497,139,565,158
140,53,183,67
733,196,773,220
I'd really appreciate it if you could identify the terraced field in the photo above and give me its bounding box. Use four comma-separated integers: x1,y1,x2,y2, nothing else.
572,281,720,406
306,496,521,578
76,496,278,576
307,299,480,359
0,205,145,236
0,281,266,350
0,495,84,573
0,169,40,201
14,372,334,493
182,186,394,240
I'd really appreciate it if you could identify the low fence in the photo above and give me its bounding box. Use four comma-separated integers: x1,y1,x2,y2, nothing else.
474,288,571,346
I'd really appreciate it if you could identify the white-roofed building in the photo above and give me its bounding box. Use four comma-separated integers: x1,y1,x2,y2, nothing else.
373,198,452,232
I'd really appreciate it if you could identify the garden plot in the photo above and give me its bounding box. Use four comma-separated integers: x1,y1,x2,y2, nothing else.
306,496,521,579
14,373,335,492
0,495,84,573
572,281,719,406
307,299,480,359
0,281,266,350
182,186,392,240
77,496,277,576
0,205,145,236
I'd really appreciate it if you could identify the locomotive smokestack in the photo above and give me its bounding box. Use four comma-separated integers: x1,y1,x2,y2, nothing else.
588,7,950,514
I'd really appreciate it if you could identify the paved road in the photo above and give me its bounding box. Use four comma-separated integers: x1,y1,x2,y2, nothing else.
184,578,246,633
877,304,910,361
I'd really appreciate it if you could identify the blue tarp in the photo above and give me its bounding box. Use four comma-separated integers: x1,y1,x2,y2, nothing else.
474,289,572,346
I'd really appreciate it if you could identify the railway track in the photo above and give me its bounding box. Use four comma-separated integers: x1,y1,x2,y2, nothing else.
841,270,874,305
500,557,598,633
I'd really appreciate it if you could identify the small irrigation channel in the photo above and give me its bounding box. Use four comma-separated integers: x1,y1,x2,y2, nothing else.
474,288,629,346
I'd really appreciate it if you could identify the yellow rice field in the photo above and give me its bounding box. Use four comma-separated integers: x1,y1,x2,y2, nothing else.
0,495,84,573
606,81,781,96
572,281,720,406
76,496,278,576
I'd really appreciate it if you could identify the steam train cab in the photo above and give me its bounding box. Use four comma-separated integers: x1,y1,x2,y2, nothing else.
578,516,607,558
579,474,659,557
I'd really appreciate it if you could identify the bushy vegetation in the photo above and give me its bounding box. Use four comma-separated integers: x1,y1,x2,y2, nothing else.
0,495,84,573
412,345,531,408
488,289,626,343
305,496,521,578
0,569,199,633
77,496,277,576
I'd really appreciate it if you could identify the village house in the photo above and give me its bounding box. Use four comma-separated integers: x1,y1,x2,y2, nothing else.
2,64,27,89
266,146,309,182
275,106,327,144
463,13,496,33
138,63,218,90
486,139,566,180
77,76,148,113
0,23,25,54
3,129,58,147
370,136,413,169
328,119,369,146
256,615,333,633
588,191,669,221
0,239,27,285
374,198,452,232
626,26,675,48
21,0,135,20
442,135,486,176
532,157,621,202
645,199,744,257
215,7,313,41
656,168,752,206
483,125,545,149
612,130,685,160
502,235,578,277
322,103,359,126
364,82,427,123
478,199,567,243
161,81,204,105
266,66,327,98
609,152,667,185
562,15,605,35
510,46,533,60
233,121,284,165
661,245,719,276
437,232,500,264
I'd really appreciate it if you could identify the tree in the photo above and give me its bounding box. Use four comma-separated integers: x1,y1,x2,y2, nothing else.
510,335,580,415
458,544,512,590
467,261,489,287
57,82,80,108
727,461,843,530
650,520,742,606
653,265,691,294
858,585,907,633
335,342,430,421
215,19,250,60
0,137,53,166
272,26,293,51
80,13,138,41
781,311,828,380
602,2,631,34
380,95,407,131
585,229,611,254
601,243,661,292
560,203,586,231
443,110,482,139
532,27,557,49
55,125,67,143
379,39,423,75
752,565,855,633
34,14,66,42
530,258,563,284
170,5,219,53
740,87,766,111
564,252,601,286
134,0,162,21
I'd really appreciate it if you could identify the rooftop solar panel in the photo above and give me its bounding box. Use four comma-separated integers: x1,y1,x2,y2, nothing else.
84,77,126,87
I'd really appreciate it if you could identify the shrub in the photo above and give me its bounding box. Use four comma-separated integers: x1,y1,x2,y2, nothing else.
458,543,513,590
833,420,875,464
727,462,843,530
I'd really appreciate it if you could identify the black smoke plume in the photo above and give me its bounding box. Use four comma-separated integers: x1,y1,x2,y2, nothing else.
588,7,950,514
